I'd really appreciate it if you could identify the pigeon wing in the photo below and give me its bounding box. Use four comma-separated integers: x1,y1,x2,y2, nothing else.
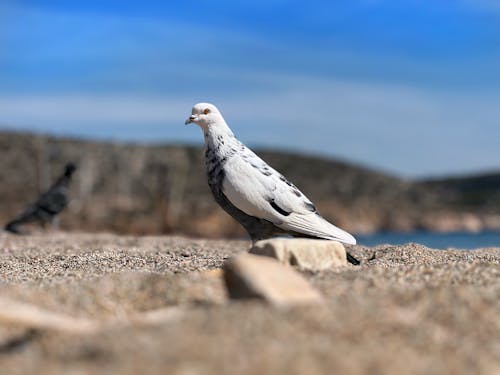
222,148,356,244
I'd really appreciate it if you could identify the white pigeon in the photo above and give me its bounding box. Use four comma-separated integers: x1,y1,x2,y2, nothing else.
185,103,359,264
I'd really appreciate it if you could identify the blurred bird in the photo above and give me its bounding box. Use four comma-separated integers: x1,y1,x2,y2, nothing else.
4,163,77,234
185,103,360,265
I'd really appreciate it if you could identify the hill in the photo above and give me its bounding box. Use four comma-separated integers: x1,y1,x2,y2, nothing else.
420,172,500,210
0,131,498,236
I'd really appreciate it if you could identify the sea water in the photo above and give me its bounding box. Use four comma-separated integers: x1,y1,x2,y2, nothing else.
356,231,500,249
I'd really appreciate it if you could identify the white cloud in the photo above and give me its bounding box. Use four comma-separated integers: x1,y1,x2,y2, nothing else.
0,95,186,125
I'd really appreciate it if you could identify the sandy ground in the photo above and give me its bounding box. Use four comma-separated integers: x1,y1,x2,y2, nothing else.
0,232,498,375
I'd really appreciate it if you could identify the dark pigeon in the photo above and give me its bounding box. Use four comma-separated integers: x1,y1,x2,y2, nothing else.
5,163,77,234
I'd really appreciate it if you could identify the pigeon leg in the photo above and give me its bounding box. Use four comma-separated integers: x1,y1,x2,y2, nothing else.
346,252,360,265
51,216,60,231
39,219,46,229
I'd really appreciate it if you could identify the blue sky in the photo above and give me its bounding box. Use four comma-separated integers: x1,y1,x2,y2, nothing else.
1,1,499,177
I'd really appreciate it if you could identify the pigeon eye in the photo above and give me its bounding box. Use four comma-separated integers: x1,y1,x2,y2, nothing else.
203,108,210,115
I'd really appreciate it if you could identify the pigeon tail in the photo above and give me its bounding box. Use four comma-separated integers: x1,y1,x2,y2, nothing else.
280,213,357,245
5,221,21,234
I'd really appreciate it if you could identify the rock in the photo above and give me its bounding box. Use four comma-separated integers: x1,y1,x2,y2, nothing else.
249,238,347,271
0,297,188,333
223,253,324,306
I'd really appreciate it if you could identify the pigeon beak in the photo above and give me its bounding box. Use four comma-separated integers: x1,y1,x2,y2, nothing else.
185,115,197,125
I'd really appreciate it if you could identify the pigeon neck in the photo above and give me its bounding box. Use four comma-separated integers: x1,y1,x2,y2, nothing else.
203,122,237,153
53,174,72,188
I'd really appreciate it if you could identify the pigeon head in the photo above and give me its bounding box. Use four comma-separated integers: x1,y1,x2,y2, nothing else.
185,103,224,128
64,163,77,177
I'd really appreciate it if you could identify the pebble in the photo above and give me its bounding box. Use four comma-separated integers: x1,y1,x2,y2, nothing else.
223,253,324,306
250,238,347,271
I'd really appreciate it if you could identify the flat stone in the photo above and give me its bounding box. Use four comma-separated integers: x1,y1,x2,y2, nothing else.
249,238,347,271
223,253,323,306
0,297,97,334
